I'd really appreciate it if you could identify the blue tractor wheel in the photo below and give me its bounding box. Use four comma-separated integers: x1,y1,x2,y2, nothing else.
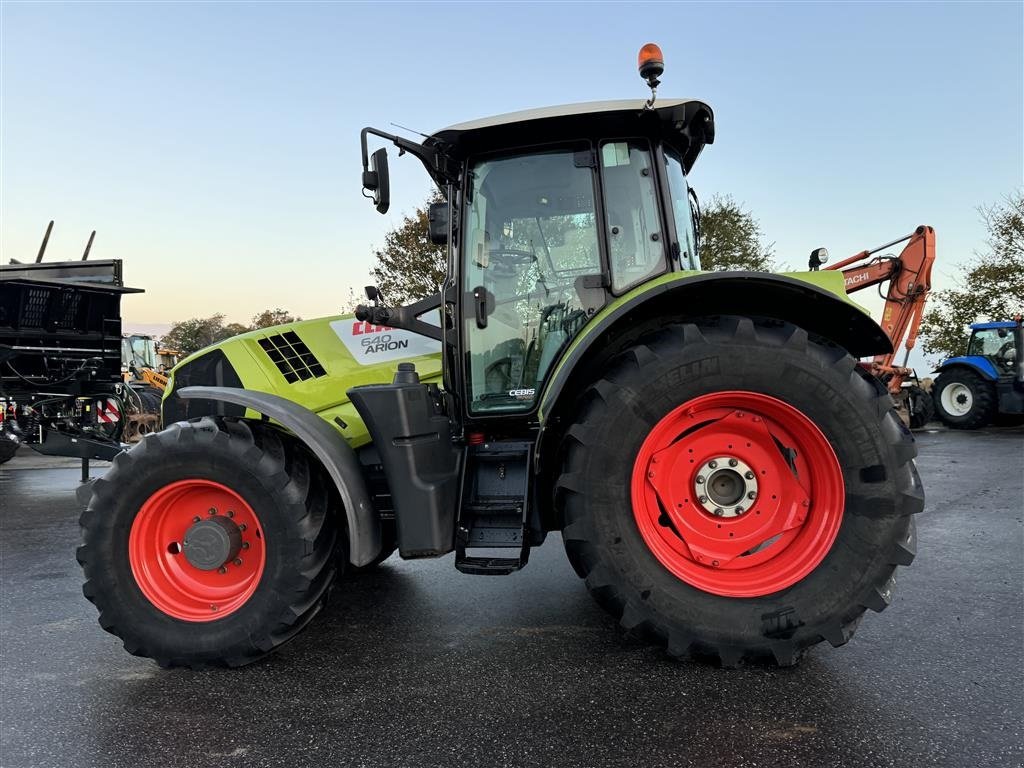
933,367,997,429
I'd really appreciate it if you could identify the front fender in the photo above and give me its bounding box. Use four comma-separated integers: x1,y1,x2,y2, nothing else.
177,386,381,567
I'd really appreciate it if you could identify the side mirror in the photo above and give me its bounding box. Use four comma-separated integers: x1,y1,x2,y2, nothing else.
427,201,449,245
808,247,829,271
362,147,391,214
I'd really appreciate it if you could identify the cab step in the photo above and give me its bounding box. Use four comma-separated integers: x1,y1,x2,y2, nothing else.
455,440,532,576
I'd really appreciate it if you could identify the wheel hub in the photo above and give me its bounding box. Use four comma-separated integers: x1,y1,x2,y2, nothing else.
695,456,757,517
183,515,243,571
941,382,973,416
128,479,265,622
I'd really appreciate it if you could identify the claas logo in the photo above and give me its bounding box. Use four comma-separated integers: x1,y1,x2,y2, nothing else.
351,321,393,336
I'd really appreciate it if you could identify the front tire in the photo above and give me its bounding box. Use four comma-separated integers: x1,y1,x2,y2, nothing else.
933,368,996,429
558,317,923,666
78,416,339,668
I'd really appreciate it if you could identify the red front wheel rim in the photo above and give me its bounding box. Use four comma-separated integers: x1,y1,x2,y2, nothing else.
129,479,266,621
631,391,845,598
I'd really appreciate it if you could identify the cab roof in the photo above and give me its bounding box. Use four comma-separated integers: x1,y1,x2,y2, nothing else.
971,321,1019,330
425,98,715,176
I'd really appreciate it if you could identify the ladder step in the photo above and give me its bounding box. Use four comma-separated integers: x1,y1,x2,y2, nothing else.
462,502,523,516
466,525,523,547
455,555,528,576
456,439,533,576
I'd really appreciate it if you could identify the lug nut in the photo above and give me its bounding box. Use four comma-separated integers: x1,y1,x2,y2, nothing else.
714,508,725,516
698,495,708,504
233,558,243,566
696,476,705,484
747,491,757,500
735,507,744,514
227,510,235,518
193,516,201,523
218,566,227,574
239,524,247,532
242,542,250,550
709,460,718,469
745,471,755,480
208,507,217,516
729,458,738,467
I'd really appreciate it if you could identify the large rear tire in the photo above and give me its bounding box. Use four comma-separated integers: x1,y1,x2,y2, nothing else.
558,317,923,667
906,384,935,429
933,368,996,429
78,416,339,668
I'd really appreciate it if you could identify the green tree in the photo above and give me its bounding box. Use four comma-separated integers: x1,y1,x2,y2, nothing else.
698,194,776,271
250,308,300,329
370,192,446,304
160,314,231,356
920,192,1024,361
223,322,251,337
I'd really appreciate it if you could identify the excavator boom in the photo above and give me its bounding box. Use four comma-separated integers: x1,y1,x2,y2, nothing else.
814,226,936,395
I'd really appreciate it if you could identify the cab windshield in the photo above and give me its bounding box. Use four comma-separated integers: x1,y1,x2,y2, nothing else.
462,148,600,414
123,336,156,369
664,147,700,269
968,328,1016,365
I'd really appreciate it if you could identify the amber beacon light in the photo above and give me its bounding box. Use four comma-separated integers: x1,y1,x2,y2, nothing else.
638,43,664,86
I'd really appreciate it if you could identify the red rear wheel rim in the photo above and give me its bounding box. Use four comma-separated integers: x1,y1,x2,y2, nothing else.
631,391,844,598
129,479,266,621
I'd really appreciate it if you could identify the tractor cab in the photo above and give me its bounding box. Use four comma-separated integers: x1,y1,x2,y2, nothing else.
122,334,158,377
965,321,1020,374
358,96,714,421
447,101,709,417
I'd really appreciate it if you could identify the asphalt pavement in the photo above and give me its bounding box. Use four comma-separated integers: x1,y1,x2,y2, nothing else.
1,426,1022,768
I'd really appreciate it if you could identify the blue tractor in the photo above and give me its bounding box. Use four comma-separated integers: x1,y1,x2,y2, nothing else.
933,319,1024,428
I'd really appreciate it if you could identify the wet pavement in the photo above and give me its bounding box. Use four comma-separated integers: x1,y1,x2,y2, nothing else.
1,427,1022,768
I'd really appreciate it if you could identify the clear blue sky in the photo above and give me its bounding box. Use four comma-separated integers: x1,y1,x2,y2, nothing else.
2,1,1022,356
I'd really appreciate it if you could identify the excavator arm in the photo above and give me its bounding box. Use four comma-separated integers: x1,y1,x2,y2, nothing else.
139,367,169,391
811,225,936,395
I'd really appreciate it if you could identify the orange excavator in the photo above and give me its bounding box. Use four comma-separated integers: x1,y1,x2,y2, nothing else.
809,225,936,427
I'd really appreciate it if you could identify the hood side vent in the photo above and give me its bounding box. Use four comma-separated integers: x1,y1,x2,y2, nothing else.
257,331,327,383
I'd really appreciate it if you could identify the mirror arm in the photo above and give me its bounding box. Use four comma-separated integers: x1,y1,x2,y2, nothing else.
355,291,444,342
360,127,459,185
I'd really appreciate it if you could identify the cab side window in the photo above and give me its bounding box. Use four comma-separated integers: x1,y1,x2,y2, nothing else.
600,141,666,293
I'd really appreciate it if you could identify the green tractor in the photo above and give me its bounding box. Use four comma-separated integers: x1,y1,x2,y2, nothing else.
78,46,922,668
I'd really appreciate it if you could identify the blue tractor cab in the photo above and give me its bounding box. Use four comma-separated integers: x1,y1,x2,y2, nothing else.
933,319,1024,428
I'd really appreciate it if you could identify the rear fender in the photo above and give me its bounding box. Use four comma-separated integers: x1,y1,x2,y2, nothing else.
177,386,381,566
540,271,891,423
935,357,999,381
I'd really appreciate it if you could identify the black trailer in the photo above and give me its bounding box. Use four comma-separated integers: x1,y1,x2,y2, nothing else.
0,244,144,473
